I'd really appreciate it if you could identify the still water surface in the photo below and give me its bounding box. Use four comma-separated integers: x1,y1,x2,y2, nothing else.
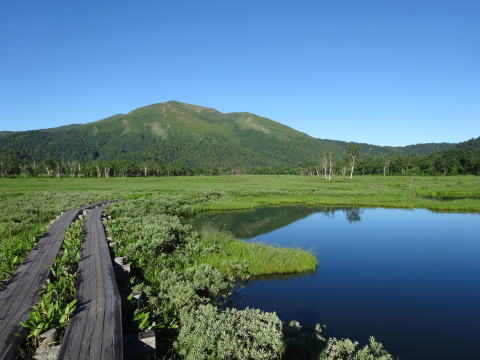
192,206,480,360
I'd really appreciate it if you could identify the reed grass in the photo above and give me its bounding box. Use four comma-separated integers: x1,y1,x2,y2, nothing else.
194,225,317,276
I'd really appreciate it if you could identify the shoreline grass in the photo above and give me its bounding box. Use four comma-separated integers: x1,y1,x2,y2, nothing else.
194,225,317,277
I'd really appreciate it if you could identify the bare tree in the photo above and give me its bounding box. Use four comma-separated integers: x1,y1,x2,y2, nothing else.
346,144,360,179
328,152,333,180
322,154,329,180
383,159,390,176
320,153,334,181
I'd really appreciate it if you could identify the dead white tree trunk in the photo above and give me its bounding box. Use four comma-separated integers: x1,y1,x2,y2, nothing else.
322,155,328,180
328,152,333,181
349,156,355,179
383,160,390,176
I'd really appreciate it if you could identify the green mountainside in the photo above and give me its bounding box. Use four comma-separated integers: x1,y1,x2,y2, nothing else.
0,101,457,168
457,137,480,151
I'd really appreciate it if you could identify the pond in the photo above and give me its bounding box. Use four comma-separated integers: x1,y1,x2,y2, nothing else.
191,206,480,360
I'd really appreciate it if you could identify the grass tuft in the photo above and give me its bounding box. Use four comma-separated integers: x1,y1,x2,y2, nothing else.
194,224,317,276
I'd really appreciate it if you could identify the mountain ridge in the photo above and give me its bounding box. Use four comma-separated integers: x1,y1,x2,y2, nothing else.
0,101,459,168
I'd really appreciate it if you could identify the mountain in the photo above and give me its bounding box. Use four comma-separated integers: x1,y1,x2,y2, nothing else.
0,101,457,168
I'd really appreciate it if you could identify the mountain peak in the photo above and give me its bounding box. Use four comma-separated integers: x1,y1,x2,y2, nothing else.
0,101,459,168
126,100,221,116
166,100,220,113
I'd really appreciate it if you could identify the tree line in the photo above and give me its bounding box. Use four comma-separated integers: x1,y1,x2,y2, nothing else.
1,144,479,178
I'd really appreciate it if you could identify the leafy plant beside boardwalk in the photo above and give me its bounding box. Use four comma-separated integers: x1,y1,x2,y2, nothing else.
20,217,84,356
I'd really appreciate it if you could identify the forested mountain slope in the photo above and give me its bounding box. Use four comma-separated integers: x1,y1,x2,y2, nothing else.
0,101,456,168
457,137,480,151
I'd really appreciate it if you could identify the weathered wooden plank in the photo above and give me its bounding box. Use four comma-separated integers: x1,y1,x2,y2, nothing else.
0,201,111,360
58,207,123,360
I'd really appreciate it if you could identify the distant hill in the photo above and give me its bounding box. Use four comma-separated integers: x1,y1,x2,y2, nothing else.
0,101,458,168
457,137,480,151
390,142,455,156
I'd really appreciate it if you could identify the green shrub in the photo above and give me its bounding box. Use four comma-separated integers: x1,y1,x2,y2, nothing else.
126,215,196,259
320,337,392,360
184,264,232,298
175,304,284,360
283,321,326,360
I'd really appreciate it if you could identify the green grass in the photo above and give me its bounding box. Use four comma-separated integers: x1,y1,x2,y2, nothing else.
1,175,479,283
194,225,317,276
1,175,479,213
0,191,120,284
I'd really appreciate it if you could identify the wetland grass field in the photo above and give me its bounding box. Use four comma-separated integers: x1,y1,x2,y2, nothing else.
1,175,479,359
2,175,479,285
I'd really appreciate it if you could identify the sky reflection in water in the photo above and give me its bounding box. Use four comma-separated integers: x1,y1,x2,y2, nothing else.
192,206,480,360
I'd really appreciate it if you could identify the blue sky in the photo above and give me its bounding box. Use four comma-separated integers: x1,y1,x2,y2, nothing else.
0,0,478,146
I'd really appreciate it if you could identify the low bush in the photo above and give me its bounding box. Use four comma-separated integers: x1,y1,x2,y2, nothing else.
320,337,392,360
175,304,284,360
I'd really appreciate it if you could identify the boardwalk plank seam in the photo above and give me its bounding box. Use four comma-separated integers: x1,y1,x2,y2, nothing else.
58,207,123,360
0,201,113,360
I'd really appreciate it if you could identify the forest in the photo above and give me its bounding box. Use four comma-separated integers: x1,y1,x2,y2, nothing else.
1,139,479,177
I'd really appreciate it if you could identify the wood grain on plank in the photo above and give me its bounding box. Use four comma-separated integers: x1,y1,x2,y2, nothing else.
0,201,111,360
58,207,123,360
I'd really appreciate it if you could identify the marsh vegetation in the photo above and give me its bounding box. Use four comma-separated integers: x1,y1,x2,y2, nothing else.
1,175,479,359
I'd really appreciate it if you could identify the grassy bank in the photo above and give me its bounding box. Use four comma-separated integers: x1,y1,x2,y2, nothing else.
195,225,317,276
1,175,478,282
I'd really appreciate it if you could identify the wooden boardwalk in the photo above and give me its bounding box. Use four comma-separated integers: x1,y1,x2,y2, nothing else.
0,201,110,360
58,207,123,360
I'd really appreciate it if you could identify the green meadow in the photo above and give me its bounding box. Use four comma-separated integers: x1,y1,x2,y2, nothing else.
2,174,480,210
2,175,478,283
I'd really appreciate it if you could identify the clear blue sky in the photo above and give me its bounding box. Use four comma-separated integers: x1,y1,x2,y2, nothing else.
0,0,478,146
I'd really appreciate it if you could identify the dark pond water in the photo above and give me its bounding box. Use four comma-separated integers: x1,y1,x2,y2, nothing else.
192,206,480,360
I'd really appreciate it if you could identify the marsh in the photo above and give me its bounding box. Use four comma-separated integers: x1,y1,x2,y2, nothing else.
193,206,480,360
